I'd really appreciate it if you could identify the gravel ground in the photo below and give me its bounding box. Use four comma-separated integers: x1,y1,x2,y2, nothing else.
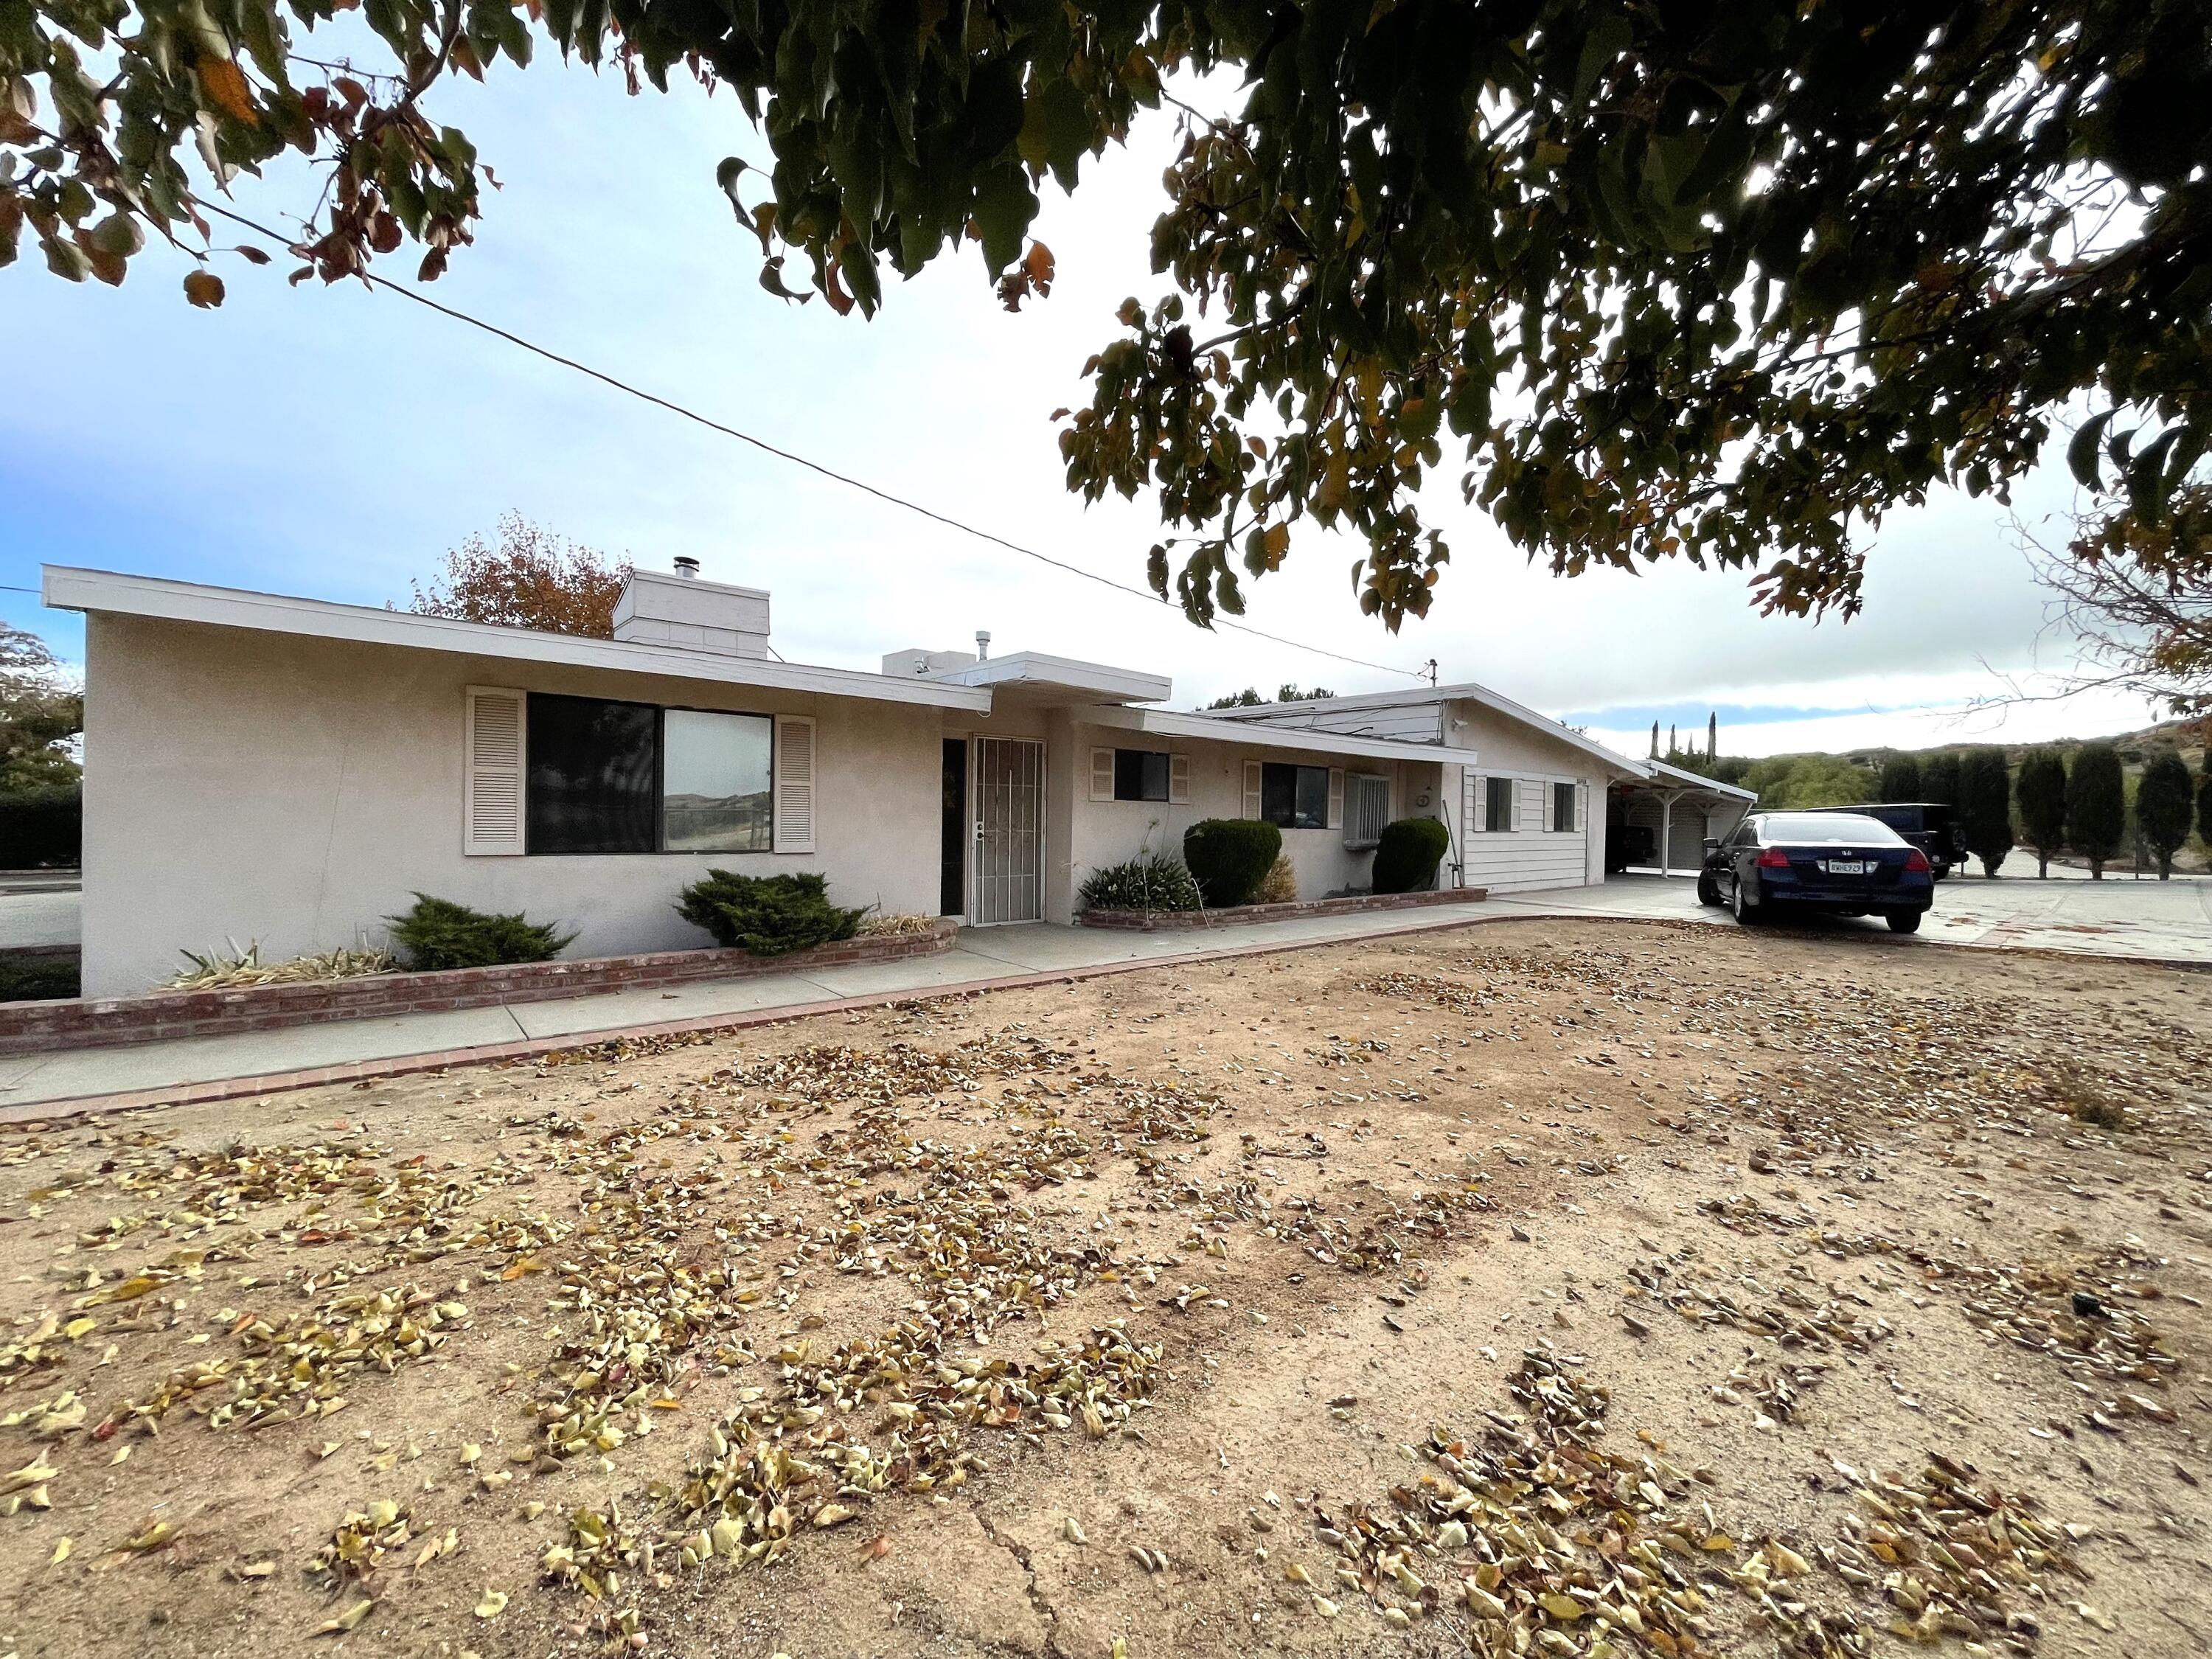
0,917,2205,1659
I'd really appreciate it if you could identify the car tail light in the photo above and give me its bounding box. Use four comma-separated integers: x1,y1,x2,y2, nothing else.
1755,847,1790,869
1904,849,1930,873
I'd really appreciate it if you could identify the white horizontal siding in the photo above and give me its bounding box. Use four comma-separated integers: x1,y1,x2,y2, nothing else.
1456,773,1590,894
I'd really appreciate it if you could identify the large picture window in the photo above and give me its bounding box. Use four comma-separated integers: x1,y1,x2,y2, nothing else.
1112,748,1171,802
527,695,658,854
664,709,773,852
525,695,775,855
1260,762,1330,830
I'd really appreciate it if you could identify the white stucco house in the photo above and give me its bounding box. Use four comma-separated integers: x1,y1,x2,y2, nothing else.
44,561,1750,995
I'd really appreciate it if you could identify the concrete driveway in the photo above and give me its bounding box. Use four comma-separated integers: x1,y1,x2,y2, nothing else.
1488,869,2212,964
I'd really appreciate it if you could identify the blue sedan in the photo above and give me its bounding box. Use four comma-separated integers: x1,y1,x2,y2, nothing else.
1698,812,1935,933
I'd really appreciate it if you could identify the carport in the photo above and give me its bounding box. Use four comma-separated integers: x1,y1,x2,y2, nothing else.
1605,762,1756,877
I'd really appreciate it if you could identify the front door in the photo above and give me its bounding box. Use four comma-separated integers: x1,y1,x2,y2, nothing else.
939,738,967,917
973,737,1045,925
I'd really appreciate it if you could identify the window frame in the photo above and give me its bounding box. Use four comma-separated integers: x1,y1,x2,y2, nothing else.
1552,781,1578,835
1111,747,1172,803
521,692,782,858
1482,776,1514,833
1259,760,1332,830
1345,772,1391,849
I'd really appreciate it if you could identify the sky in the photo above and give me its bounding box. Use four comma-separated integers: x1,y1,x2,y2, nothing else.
0,48,2171,762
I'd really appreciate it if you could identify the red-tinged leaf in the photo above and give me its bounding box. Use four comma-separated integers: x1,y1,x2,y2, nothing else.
183,268,225,307
1024,239,1055,290
858,1532,892,1562
370,211,401,254
289,265,316,285
821,261,854,316
418,246,449,281
333,77,369,111
233,244,271,265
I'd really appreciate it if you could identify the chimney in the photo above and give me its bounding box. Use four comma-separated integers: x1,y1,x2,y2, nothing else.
975,630,992,661
612,562,771,658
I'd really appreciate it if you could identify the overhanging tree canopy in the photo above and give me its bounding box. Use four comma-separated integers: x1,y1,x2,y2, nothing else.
7,0,2209,629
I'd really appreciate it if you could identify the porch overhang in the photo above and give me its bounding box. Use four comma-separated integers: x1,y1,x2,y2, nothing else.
1087,705,1462,767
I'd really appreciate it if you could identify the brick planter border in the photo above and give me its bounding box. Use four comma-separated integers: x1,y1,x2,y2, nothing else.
1079,886,1487,931
0,921,958,1057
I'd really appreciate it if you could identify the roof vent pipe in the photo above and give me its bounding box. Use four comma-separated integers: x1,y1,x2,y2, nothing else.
672,556,700,579
975,630,991,661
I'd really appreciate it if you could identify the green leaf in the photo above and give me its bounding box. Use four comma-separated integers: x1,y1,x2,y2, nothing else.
2067,411,2115,490
970,167,1036,275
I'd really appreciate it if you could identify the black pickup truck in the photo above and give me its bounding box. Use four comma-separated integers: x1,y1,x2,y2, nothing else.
1795,802,1968,880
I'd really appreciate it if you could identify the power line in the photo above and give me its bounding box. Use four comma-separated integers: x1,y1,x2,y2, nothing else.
196,202,1425,684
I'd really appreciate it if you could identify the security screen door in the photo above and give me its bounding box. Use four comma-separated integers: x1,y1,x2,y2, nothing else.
973,737,1046,924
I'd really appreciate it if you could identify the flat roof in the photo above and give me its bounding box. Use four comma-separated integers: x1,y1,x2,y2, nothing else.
925,651,1171,705
1085,705,1465,765
42,566,995,712
1625,759,1758,800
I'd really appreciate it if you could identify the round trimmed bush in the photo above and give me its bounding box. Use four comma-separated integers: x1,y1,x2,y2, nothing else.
1182,818,1282,908
1371,816,1450,893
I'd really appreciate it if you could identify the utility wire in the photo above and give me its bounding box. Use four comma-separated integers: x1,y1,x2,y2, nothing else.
197,202,1425,684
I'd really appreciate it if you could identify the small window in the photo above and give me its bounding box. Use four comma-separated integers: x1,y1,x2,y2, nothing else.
1261,762,1330,830
1483,776,1513,833
528,694,658,854
1553,782,1577,834
663,709,773,852
1113,748,1171,802
1346,774,1390,847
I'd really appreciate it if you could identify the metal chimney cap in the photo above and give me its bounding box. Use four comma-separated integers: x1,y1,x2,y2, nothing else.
672,555,700,578
975,629,992,661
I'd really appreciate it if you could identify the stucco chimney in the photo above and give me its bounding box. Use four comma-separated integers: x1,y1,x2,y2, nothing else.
612,566,771,657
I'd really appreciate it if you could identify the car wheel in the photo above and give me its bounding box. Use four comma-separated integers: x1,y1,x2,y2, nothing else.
1696,873,1721,906
1885,909,1923,935
1732,877,1760,925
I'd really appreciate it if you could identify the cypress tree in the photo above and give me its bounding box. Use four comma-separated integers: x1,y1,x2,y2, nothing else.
2199,751,2212,855
1958,748,2014,876
2136,753,2194,880
1879,754,1923,802
1921,750,1962,807
2015,749,2068,879
2065,742,2126,879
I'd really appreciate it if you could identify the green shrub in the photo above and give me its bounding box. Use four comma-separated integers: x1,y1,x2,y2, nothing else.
386,894,575,970
677,870,868,955
1371,816,1450,893
0,787,80,869
0,952,78,1002
1077,853,1203,913
1182,818,1281,908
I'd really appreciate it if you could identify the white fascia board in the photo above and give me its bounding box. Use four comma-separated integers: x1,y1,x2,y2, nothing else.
1085,704,1461,766
42,566,995,712
927,651,1172,704
1642,759,1756,800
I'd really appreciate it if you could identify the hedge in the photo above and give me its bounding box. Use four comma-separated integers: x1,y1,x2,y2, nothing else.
678,870,868,955
0,787,80,869
1372,816,1450,893
1182,818,1281,908
386,894,576,970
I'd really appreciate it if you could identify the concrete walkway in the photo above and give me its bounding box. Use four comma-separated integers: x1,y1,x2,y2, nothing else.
0,905,1500,1116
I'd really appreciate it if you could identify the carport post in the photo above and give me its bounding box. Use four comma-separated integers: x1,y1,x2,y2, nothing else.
1658,790,1675,877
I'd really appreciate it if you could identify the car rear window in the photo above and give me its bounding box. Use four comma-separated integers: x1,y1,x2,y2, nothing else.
1761,814,1907,845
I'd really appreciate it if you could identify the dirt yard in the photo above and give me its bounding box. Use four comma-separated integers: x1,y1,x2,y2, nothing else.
0,918,2206,1659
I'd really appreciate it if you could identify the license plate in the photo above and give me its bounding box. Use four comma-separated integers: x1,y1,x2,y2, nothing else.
1823,860,1867,875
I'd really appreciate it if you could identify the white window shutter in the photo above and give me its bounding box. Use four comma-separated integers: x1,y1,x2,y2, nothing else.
1168,753,1190,804
463,686,526,856
1542,781,1554,832
1327,767,1345,830
773,714,817,853
1089,746,1116,803
1242,759,1262,818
